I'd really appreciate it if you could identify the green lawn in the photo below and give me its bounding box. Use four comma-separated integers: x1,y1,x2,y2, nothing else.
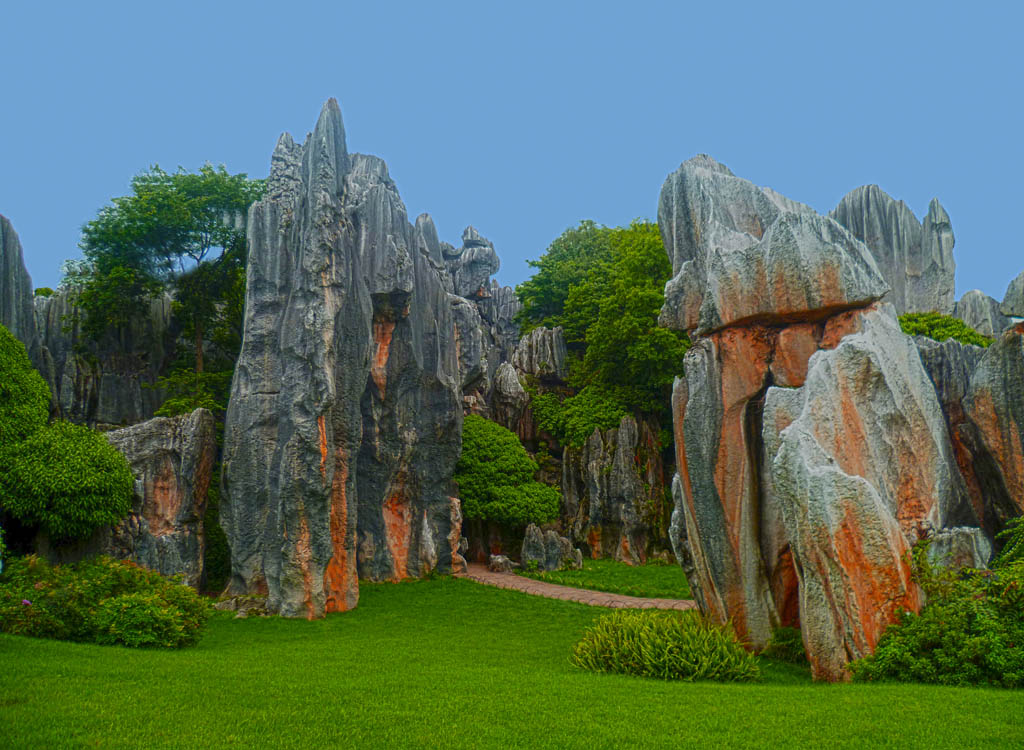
519,557,693,599
2,577,1022,748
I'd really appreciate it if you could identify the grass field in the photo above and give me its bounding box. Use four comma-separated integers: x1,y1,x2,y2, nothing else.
2,577,1022,748
519,557,693,599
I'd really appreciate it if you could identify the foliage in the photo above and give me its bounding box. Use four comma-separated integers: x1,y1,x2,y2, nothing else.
898,312,992,348
994,516,1024,566
153,369,233,417
849,541,1024,688
7,577,1024,748
571,609,760,682
761,626,808,664
0,324,51,449
0,421,134,541
519,557,691,599
455,415,560,527
202,465,231,593
33,287,55,297
68,164,264,354
0,555,210,648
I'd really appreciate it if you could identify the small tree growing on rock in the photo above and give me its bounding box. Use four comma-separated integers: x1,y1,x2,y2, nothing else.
455,415,560,528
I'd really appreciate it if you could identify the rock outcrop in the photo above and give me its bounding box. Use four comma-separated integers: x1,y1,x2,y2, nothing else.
36,409,216,588
0,215,40,362
830,185,956,315
955,289,1008,338
222,100,471,617
33,290,176,428
521,523,583,571
512,326,568,382
1000,270,1024,318
561,416,668,564
659,155,985,681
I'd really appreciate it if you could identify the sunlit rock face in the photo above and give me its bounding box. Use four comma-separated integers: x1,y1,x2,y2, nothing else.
955,289,1008,338
659,155,989,681
221,100,467,617
830,184,956,315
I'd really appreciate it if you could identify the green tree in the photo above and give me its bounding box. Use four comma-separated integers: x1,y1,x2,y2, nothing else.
455,415,560,527
0,324,50,448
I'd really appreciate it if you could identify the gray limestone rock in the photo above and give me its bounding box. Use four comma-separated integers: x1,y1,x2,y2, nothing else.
830,185,956,315
1000,269,1024,318
521,523,582,571
221,99,465,617
512,326,568,381
927,527,992,570
0,215,40,362
659,156,888,335
955,289,1009,338
488,554,515,573
561,415,668,564
446,226,500,299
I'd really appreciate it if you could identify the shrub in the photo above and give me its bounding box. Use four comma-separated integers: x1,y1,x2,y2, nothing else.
0,555,210,647
849,542,1024,688
571,610,760,682
994,516,1024,566
0,421,134,541
0,323,50,448
34,287,55,297
898,312,992,347
455,414,560,527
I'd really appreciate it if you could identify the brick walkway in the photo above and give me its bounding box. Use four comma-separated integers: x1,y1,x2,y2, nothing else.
458,563,698,610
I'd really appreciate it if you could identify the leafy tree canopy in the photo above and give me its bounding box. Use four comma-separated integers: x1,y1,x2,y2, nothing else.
898,312,992,348
0,324,51,449
455,415,560,527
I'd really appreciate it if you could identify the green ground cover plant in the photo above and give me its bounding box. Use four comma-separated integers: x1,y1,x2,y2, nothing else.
519,556,691,599
2,577,1022,748
850,542,1024,688
0,555,210,648
898,312,992,347
571,609,759,682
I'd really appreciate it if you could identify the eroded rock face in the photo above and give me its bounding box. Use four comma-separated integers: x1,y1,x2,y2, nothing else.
1000,270,1024,318
221,100,467,617
521,523,583,572
33,290,176,428
512,326,568,381
561,416,668,564
955,290,1008,338
659,156,985,681
102,409,216,588
830,185,956,315
0,215,40,361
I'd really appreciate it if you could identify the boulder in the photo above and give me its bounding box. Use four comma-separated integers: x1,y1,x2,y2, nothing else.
830,185,956,314
955,289,1009,338
488,554,515,573
521,523,582,571
221,100,467,617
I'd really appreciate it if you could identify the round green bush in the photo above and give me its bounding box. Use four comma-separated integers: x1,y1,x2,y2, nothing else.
898,312,992,347
571,609,760,682
455,414,560,527
0,421,134,541
0,323,50,448
0,555,211,648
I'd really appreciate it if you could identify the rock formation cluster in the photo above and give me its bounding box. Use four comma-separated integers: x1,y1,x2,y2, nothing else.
658,155,1017,680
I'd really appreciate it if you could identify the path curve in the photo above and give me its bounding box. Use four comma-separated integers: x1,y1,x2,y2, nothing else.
458,563,698,611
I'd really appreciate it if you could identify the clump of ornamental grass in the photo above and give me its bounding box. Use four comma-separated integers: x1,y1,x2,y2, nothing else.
570,609,759,682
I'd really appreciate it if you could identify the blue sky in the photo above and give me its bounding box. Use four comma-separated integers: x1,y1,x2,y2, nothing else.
3,1,1021,301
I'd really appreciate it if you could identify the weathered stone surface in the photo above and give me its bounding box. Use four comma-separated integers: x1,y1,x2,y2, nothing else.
491,362,529,429
830,185,956,314
963,327,1024,528
561,416,668,564
764,306,976,680
521,523,582,571
33,289,176,428
927,527,992,570
955,289,1009,338
512,326,568,381
0,215,40,361
1000,270,1024,318
221,100,465,617
658,156,888,335
488,554,515,573
36,409,216,587
446,226,501,299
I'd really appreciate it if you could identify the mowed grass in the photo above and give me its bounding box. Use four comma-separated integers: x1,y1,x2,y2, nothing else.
2,577,1023,749
519,557,693,599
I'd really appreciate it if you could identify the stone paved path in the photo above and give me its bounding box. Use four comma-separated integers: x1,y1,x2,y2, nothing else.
458,563,698,610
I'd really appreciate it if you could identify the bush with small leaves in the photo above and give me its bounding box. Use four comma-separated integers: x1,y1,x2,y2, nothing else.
0,555,211,648
571,609,760,682
0,323,50,448
898,312,992,347
0,421,134,541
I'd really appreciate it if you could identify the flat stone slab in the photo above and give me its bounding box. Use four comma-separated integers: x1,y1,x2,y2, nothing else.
459,563,697,611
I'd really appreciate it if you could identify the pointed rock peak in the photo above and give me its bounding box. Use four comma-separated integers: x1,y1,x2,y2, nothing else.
313,98,348,157
462,226,492,248
926,197,950,224
682,154,735,176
